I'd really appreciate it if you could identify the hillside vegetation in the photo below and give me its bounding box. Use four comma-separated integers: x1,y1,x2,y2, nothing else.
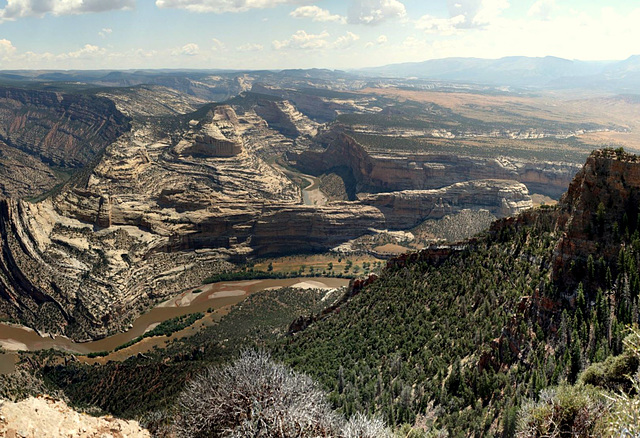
275,149,640,436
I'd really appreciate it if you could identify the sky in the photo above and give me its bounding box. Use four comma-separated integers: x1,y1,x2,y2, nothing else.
0,0,638,70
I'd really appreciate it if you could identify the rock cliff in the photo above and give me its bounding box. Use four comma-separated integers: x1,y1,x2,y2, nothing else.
292,132,579,198
0,98,384,339
552,148,640,290
0,87,130,198
0,87,130,168
361,179,532,229
0,87,552,340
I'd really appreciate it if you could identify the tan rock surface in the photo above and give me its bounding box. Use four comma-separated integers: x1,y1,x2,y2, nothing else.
0,396,150,438
361,179,533,229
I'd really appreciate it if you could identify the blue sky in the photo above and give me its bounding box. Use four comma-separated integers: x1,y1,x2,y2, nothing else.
0,0,637,70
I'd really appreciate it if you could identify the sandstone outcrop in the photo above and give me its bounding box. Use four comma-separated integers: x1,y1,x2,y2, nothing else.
552,149,640,290
361,179,533,229
167,105,242,157
0,87,568,340
0,395,150,437
98,85,208,117
0,87,130,168
0,95,383,339
254,98,318,138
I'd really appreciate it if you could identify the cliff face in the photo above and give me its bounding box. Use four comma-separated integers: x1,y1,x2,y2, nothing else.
0,87,553,340
254,98,318,138
552,149,640,290
175,106,243,157
422,147,640,295
0,87,130,167
0,87,130,198
293,133,579,198
0,97,387,339
0,396,150,437
361,179,532,229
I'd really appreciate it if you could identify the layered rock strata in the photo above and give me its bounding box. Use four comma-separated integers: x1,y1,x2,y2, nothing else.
292,132,579,198
361,179,533,229
552,149,640,290
0,87,130,198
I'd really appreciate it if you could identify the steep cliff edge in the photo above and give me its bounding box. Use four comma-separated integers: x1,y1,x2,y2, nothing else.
552,148,640,291
0,87,130,167
278,149,640,436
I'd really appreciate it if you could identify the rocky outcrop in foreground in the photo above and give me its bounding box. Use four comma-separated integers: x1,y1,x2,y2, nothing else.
552,149,640,290
0,396,150,437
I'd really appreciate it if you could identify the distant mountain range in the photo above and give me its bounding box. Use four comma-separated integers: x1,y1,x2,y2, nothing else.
1,55,639,93
358,55,640,90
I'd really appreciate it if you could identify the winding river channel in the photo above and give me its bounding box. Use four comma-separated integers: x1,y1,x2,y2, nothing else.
0,277,349,375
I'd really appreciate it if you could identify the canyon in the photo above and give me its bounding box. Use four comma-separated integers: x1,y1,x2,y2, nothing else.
0,75,622,340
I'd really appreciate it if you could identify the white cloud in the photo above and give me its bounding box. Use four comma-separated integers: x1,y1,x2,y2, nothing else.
173,43,200,56
0,0,134,20
334,32,360,49
446,0,509,28
99,27,113,38
237,43,264,51
348,0,406,25
290,6,346,23
211,38,226,51
63,44,106,59
416,14,465,35
366,34,387,47
528,0,555,20
272,30,330,50
156,0,314,13
0,39,17,59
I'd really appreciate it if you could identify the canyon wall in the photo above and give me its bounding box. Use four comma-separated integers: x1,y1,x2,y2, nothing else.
362,179,533,229
292,133,579,198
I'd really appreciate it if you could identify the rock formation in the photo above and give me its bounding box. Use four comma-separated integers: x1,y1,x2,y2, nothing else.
552,148,640,290
292,132,579,198
361,179,533,229
0,395,150,437
0,87,130,198
175,106,243,157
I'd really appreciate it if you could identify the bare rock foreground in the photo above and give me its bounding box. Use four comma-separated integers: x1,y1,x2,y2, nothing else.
0,395,150,438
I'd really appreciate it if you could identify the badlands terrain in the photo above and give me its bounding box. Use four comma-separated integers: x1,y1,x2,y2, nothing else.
0,68,636,340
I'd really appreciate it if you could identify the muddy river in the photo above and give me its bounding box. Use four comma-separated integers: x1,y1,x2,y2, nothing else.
0,277,349,374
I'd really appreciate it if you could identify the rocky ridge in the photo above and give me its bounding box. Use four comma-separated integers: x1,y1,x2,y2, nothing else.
552,148,640,290
361,179,532,229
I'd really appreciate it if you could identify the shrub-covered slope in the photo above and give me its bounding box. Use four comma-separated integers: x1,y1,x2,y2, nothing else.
277,148,640,437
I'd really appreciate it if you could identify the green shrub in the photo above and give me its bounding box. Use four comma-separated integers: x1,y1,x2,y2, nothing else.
517,384,608,437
